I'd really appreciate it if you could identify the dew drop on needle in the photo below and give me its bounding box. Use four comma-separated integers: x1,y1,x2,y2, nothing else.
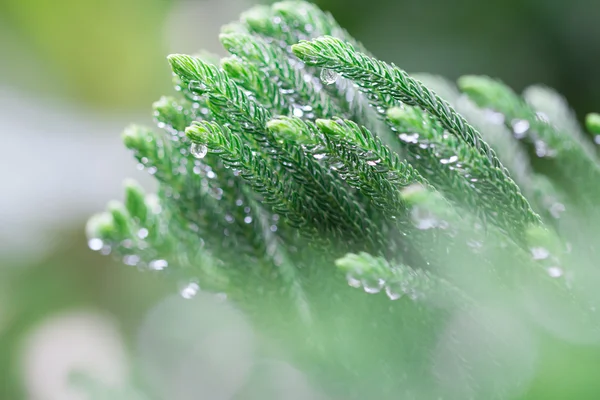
320,69,338,85
190,143,207,159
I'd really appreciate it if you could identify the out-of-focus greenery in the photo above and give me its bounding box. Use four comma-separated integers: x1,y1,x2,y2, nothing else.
0,230,172,399
0,0,172,108
315,0,600,117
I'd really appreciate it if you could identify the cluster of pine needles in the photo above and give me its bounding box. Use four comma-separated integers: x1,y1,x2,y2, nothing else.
87,1,600,398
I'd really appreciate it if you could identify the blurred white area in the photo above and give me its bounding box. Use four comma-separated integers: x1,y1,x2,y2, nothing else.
432,306,536,399
20,310,128,400
0,86,151,264
137,291,325,400
137,292,255,400
238,359,328,400
164,0,252,56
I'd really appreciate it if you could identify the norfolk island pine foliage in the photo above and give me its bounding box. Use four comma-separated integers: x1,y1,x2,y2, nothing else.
86,1,600,399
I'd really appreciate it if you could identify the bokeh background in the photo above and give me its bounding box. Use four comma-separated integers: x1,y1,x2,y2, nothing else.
1,0,599,398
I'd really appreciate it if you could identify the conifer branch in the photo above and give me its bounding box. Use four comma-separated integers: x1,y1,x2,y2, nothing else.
292,37,506,170
458,75,600,203
85,4,600,397
220,32,343,119
335,252,471,306
387,106,540,235
221,56,289,115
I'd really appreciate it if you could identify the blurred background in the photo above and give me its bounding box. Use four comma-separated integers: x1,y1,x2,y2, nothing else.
1,0,599,398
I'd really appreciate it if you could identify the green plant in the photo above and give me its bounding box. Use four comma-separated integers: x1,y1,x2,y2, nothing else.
87,2,600,398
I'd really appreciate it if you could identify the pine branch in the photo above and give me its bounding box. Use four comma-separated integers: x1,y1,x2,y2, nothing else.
458,75,600,204
221,56,289,115
220,32,344,119
292,37,504,169
415,76,569,224
523,85,591,152
335,252,471,306
239,2,387,140
85,3,600,398
291,37,541,231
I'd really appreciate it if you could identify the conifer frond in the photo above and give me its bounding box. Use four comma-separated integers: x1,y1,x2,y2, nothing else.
86,3,600,397
458,75,600,203
335,252,470,306
240,2,384,138
220,32,343,119
292,37,505,169
220,56,289,115
267,116,416,222
386,106,539,235
412,78,568,224
523,85,590,149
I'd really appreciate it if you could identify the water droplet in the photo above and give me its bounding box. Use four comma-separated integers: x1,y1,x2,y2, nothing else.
366,158,381,166
149,259,168,270
190,143,207,159
346,272,361,288
530,247,550,260
188,80,207,94
270,225,278,232
536,111,550,123
440,155,458,165
512,119,530,138
137,228,149,239
147,166,157,175
549,202,565,219
244,216,253,224
411,207,439,230
385,282,403,300
485,109,505,125
362,277,385,294
313,153,326,160
547,266,563,278
398,133,419,144
180,281,200,299
320,69,338,85
534,140,557,158
292,107,304,117
123,254,140,266
206,170,216,179
88,238,103,251
100,244,112,255
225,214,234,223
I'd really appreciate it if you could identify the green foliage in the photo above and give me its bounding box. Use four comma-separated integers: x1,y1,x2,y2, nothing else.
87,1,600,398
